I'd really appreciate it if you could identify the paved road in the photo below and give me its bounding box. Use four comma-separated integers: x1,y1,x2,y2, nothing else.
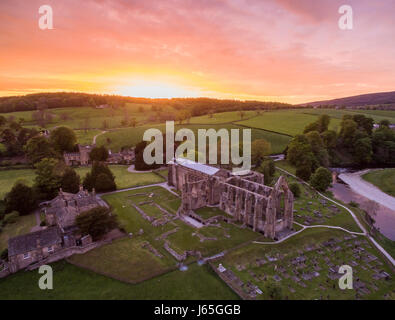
339,170,395,210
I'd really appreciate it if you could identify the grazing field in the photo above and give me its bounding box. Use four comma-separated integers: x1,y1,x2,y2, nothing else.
189,110,258,124
0,169,36,199
1,104,152,130
238,110,342,136
216,228,394,300
0,261,238,300
68,237,175,283
97,123,291,154
300,108,395,124
0,213,36,252
362,169,395,197
0,166,165,199
74,129,103,145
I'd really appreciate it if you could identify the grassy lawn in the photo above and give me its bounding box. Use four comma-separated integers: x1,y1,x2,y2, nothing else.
362,169,395,197
0,169,36,199
217,228,395,300
75,165,165,190
0,213,36,252
238,110,341,136
167,220,261,258
195,206,227,220
0,261,238,300
68,237,175,283
275,160,296,175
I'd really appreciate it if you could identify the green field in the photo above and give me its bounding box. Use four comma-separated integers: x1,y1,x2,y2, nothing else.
0,166,165,199
362,169,395,197
189,110,258,124
68,237,175,283
74,129,103,145
97,123,291,154
300,108,395,124
1,104,152,130
238,110,342,136
0,213,36,252
0,261,238,300
0,169,36,199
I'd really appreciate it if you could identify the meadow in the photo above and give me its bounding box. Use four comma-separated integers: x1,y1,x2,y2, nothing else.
362,169,395,197
2,103,152,130
0,261,238,300
96,123,291,154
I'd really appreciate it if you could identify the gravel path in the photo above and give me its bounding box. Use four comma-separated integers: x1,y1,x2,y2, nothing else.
339,170,395,210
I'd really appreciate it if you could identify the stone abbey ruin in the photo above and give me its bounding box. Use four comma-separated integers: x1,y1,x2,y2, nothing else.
168,158,294,239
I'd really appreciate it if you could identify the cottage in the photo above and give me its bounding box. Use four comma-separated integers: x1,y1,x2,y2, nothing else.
8,227,62,273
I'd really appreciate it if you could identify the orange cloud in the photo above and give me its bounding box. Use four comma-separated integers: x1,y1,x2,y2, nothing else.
0,0,394,103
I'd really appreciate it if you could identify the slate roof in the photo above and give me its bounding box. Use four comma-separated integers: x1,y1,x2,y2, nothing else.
8,227,62,257
172,157,220,176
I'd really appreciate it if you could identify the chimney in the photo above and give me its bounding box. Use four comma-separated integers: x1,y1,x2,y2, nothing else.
79,185,83,192
92,188,96,196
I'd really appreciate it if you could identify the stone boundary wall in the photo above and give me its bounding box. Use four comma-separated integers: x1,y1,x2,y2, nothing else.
208,261,251,300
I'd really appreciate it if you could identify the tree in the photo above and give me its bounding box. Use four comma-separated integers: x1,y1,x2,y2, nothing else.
34,158,65,199
82,162,116,192
310,167,332,192
75,206,118,241
25,136,59,164
89,146,109,162
95,173,116,192
289,182,301,198
50,126,77,152
353,137,372,165
251,139,272,166
4,182,37,215
321,130,337,150
61,167,80,193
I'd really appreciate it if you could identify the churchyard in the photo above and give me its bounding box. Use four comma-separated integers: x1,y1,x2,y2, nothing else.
214,228,394,300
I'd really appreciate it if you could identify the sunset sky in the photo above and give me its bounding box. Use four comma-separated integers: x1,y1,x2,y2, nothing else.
1,0,394,104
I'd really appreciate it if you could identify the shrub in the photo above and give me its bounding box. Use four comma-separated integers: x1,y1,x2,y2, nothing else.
3,211,19,224
349,201,359,208
289,182,301,198
310,167,332,192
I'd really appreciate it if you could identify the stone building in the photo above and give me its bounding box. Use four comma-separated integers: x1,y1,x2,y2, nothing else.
168,158,294,240
6,187,101,273
64,144,92,166
7,227,62,273
107,149,135,164
64,144,135,166
43,187,100,247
